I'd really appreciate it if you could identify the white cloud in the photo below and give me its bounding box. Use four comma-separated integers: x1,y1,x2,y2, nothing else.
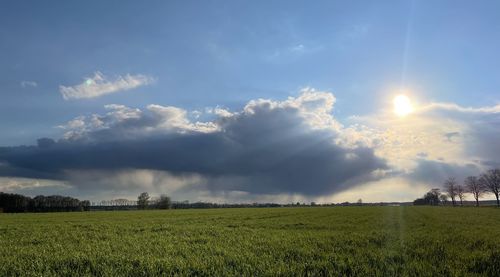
58,102,219,142
104,104,142,121
420,102,500,114
349,100,500,191
20,81,37,88
59,71,154,100
0,177,70,193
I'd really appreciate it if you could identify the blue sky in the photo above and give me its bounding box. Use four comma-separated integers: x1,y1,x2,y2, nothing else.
2,0,499,146
1,1,500,202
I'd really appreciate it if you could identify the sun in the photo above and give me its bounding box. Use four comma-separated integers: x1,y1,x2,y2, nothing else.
393,95,413,117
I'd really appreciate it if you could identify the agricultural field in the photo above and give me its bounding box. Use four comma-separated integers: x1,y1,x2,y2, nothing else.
1,207,499,276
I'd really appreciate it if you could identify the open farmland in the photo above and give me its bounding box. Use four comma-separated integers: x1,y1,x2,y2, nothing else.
1,207,500,276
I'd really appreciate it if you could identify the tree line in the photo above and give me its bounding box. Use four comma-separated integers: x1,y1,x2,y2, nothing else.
0,191,285,213
414,168,500,207
0,192,90,213
4,167,498,213
135,192,283,209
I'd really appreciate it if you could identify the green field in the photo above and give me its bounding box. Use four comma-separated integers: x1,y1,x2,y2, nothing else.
1,207,499,276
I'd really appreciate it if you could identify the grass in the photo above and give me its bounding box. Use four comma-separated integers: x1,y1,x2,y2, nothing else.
1,206,499,276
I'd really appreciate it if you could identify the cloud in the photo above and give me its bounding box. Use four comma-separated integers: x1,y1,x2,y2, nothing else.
0,89,387,199
57,103,218,141
324,177,430,203
350,100,500,190
59,71,154,100
3,88,499,202
444,131,460,142
63,169,205,201
0,177,70,194
420,102,500,114
408,159,481,185
20,81,37,88
415,102,500,167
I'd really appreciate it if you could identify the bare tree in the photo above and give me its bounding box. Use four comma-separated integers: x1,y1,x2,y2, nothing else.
480,169,500,207
456,184,466,206
444,177,458,206
115,198,129,206
465,176,485,207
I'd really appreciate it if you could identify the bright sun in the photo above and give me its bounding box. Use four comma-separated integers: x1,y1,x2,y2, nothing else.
393,95,413,117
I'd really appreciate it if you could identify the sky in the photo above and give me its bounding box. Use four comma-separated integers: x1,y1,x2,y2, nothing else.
1,0,500,203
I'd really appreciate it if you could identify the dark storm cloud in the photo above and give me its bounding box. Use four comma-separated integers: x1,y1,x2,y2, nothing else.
0,91,387,196
408,159,481,185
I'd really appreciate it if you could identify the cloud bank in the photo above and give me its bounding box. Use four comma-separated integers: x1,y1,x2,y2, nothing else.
59,72,153,100
1,88,500,202
0,89,387,200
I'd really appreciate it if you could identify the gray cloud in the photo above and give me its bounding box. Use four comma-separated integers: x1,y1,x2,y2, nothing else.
444,131,460,141
408,159,481,185
0,90,387,197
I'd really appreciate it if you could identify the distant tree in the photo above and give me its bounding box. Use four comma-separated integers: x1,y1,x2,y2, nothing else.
444,178,458,206
425,188,441,206
357,199,363,206
137,192,150,209
111,199,129,206
439,194,449,206
464,176,485,207
0,192,30,212
456,184,466,206
413,188,442,206
413,198,426,205
81,200,91,211
480,169,500,207
157,194,172,209
1,192,87,213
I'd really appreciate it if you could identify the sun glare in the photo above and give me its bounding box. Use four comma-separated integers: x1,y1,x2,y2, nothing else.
393,95,413,117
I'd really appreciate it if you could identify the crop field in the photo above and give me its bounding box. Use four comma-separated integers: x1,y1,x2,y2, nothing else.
1,207,500,276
